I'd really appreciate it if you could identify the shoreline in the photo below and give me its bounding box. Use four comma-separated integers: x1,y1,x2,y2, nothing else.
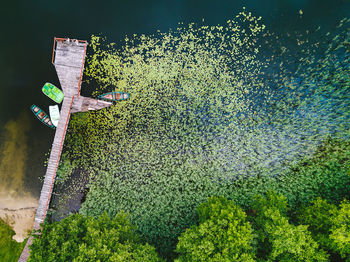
0,195,37,242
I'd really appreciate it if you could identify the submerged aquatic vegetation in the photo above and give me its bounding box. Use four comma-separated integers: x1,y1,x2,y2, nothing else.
0,112,31,197
59,11,350,256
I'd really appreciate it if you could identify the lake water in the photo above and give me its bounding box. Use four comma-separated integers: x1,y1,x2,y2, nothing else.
0,0,349,203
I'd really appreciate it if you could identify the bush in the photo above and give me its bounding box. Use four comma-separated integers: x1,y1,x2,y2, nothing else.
0,218,26,262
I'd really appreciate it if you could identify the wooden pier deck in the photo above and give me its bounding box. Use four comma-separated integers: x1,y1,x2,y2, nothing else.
18,38,111,262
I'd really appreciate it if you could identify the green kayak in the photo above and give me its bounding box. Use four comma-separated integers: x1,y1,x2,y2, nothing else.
42,83,64,103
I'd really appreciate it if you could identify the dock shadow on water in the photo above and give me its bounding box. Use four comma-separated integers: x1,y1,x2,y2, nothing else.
49,168,89,222
0,111,38,242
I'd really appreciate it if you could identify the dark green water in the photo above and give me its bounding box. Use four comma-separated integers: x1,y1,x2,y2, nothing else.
0,0,349,198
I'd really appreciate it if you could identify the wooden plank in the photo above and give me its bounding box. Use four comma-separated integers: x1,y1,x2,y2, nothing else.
71,96,112,113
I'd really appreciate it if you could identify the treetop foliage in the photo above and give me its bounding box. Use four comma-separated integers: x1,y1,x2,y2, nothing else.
176,196,255,262
330,200,350,260
251,191,329,262
298,198,350,261
28,213,163,262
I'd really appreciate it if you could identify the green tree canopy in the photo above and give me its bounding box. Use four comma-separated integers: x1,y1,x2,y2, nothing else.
330,200,350,261
176,196,255,262
300,198,350,261
251,191,329,262
297,198,338,251
28,213,162,262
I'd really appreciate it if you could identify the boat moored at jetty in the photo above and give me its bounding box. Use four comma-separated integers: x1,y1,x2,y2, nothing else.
49,105,60,127
30,104,56,129
98,92,129,102
42,83,64,103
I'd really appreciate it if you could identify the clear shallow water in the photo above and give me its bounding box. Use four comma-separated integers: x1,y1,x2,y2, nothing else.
0,0,349,200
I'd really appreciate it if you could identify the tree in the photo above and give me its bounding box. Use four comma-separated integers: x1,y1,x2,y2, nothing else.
297,198,338,250
176,196,256,262
329,200,350,261
251,191,329,262
28,213,163,262
298,197,350,261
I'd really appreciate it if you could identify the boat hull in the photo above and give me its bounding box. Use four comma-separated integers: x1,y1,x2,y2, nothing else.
49,105,60,127
30,105,56,129
42,83,64,104
98,92,130,102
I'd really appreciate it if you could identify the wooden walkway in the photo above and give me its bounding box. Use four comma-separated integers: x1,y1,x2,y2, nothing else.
18,38,111,262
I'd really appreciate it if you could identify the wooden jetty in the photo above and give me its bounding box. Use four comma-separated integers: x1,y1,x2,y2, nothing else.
18,38,112,262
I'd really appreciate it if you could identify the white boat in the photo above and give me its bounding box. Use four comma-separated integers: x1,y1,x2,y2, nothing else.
49,105,60,127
